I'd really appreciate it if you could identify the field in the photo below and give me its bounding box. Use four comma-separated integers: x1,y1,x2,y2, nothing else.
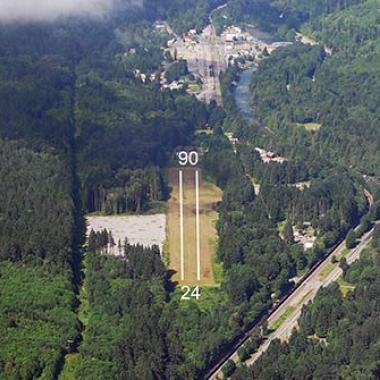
167,167,222,286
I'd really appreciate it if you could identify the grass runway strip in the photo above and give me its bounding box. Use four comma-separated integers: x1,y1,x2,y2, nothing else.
167,167,222,286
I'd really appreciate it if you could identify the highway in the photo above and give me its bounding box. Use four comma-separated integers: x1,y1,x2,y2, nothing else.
207,226,375,379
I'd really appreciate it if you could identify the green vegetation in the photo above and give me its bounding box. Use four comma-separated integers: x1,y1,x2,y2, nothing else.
210,0,378,368
277,0,365,22
346,229,357,249
337,277,355,296
75,30,213,214
297,122,322,131
229,2,380,378
319,262,335,280
283,221,295,245
269,306,295,331
213,0,366,35
0,139,75,267
61,243,187,379
222,359,237,378
0,5,231,377
248,1,380,176
202,133,295,321
144,0,226,34
212,0,283,33
0,23,83,375
0,263,79,379
237,346,250,362
212,252,224,284
165,59,189,82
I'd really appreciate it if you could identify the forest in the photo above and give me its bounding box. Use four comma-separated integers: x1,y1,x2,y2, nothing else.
144,0,226,33
248,0,380,176
212,0,367,33
276,0,366,22
0,263,79,379
59,242,185,380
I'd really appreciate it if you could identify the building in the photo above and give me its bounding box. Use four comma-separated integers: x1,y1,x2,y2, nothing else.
255,147,286,163
225,34,236,43
154,21,166,31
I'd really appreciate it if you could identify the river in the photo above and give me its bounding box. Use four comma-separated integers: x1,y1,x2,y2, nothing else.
234,26,279,121
234,33,282,121
234,65,257,121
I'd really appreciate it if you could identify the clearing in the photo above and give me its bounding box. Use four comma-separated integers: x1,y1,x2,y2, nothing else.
167,167,222,286
86,214,166,253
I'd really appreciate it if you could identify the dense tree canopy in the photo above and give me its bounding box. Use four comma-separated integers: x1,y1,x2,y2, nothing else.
248,1,380,176
0,263,79,380
0,139,75,268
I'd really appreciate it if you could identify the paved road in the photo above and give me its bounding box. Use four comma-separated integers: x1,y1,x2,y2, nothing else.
208,226,375,379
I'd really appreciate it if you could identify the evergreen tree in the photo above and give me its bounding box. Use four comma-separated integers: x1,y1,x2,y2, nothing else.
88,229,97,252
101,229,109,248
345,229,356,249
339,257,349,277
109,231,116,247
222,359,237,378
284,222,295,245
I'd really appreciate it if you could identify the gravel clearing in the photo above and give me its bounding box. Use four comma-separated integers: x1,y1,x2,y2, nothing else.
86,214,166,253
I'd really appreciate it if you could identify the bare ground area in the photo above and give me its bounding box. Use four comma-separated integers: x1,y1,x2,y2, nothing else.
86,214,166,253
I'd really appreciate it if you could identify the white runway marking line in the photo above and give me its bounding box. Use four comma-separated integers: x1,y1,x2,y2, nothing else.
195,170,201,281
179,170,185,281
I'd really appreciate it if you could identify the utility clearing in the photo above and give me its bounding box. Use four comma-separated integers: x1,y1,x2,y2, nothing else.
167,167,222,286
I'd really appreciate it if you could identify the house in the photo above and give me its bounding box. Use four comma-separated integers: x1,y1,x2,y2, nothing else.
225,34,236,43
225,133,239,153
168,81,183,90
255,147,286,163
154,21,166,31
